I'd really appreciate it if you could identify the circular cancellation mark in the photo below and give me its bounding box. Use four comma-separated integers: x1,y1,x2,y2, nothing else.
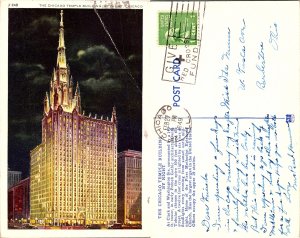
154,105,192,142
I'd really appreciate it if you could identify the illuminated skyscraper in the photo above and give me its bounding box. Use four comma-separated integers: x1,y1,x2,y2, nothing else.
30,10,117,226
117,150,142,224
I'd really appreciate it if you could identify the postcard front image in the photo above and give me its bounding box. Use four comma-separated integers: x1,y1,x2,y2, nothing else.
7,7,143,232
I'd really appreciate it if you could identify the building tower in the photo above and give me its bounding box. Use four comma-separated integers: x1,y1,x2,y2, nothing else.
117,150,142,225
30,10,118,226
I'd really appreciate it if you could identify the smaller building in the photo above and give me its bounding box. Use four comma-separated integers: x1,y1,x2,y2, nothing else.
8,169,22,189
8,177,30,222
117,150,142,225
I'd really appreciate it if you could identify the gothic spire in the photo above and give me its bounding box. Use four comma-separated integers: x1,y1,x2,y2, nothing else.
52,68,56,81
57,10,67,68
44,92,50,114
75,81,81,95
111,105,117,123
60,9,64,27
74,81,81,113
69,75,74,88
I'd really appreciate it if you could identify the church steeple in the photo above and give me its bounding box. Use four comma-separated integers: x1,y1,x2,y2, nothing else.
57,10,67,69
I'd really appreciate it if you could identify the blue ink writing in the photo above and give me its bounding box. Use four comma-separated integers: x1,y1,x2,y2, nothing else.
256,42,266,89
269,23,279,51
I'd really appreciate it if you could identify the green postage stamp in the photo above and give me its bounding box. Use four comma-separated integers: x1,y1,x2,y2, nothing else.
158,12,198,45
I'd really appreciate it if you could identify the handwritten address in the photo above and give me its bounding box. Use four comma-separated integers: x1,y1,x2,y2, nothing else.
226,18,279,90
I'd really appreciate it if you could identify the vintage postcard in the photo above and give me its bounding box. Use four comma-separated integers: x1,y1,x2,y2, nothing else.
0,0,299,238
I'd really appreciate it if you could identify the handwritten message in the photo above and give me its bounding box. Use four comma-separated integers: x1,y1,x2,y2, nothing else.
201,115,297,235
199,19,296,236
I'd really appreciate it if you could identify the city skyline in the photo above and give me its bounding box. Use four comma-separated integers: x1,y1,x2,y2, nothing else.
8,9,142,178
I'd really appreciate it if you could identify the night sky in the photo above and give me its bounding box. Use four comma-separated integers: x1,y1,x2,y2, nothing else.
8,9,143,178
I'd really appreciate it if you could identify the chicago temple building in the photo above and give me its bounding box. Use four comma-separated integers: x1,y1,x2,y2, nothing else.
30,11,117,226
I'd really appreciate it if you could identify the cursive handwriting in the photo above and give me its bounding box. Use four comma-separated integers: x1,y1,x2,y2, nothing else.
269,23,279,51
218,65,230,111
221,27,231,60
256,42,266,89
236,19,246,90
203,115,297,234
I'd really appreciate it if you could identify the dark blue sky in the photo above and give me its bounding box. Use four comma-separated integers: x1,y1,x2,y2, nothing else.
8,9,143,178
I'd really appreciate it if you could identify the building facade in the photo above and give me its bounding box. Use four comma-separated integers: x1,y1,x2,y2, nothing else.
30,10,117,226
8,177,30,222
8,169,22,189
117,150,142,224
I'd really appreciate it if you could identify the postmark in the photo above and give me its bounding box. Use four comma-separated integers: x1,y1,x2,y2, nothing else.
93,0,131,9
154,105,192,142
161,1,206,85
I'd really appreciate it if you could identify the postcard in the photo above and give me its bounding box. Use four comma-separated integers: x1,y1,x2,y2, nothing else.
0,1,299,238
